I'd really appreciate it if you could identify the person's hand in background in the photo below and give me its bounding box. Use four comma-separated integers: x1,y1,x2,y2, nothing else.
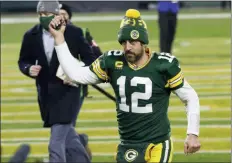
29,65,42,77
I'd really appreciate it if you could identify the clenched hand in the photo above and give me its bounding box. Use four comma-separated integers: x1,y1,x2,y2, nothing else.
29,65,42,77
184,134,201,155
49,15,66,45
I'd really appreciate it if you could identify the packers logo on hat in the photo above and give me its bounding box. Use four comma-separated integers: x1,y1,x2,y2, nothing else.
130,30,139,40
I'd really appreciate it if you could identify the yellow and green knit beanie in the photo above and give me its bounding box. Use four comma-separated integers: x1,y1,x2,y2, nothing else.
118,9,149,45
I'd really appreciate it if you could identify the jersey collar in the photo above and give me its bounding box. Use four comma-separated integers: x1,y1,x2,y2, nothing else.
127,49,152,70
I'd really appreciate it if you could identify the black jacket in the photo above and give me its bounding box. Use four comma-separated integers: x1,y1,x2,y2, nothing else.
18,24,97,127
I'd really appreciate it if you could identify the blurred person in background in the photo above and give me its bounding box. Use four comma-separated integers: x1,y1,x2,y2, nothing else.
8,144,30,163
157,0,179,54
220,1,231,10
59,2,102,117
59,3,104,159
17,0,96,162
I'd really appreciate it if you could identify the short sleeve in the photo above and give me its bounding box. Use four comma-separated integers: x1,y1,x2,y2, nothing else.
165,58,184,90
89,51,109,82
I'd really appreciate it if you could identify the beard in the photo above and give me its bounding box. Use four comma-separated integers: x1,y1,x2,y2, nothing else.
125,49,144,64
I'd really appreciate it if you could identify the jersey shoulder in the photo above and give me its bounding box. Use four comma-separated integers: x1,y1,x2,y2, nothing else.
102,50,125,59
89,50,124,82
152,52,180,71
152,52,184,90
101,50,125,66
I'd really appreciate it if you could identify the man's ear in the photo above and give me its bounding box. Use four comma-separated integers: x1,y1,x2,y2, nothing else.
143,45,150,54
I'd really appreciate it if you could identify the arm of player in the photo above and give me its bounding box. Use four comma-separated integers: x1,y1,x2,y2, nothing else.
172,80,200,136
162,54,200,136
55,42,100,85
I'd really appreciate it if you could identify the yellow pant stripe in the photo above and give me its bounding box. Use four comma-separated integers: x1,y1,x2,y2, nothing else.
114,144,118,161
168,138,174,163
163,140,170,162
144,143,155,161
147,143,163,163
146,139,173,163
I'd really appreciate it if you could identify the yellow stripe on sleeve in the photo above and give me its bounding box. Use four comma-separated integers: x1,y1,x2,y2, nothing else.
166,71,184,89
168,71,182,83
92,59,108,81
95,59,107,77
169,77,183,88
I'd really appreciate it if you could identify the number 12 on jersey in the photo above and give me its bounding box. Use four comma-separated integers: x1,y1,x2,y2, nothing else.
117,76,153,113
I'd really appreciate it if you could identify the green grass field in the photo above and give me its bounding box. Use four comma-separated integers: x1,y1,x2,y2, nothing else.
1,10,231,162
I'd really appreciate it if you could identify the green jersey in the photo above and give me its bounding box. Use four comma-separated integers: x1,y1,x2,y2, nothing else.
90,50,184,144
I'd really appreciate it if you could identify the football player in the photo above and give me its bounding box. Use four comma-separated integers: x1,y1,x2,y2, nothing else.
49,9,201,163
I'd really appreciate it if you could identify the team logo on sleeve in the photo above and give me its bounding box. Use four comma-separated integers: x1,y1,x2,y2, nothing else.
130,30,139,40
124,149,138,162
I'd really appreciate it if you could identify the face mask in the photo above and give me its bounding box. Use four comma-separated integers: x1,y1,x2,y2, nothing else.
39,15,55,31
